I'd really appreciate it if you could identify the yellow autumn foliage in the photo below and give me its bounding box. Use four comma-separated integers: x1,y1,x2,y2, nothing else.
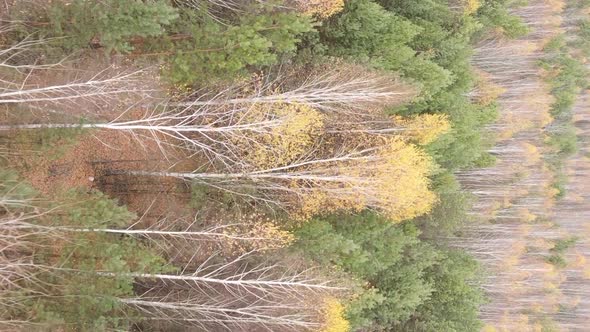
522,143,541,165
222,214,295,254
376,138,438,221
474,70,506,106
517,208,537,222
482,325,498,332
574,253,586,268
299,191,332,221
298,137,437,222
241,102,324,169
546,186,561,199
462,0,481,15
320,298,350,332
296,0,345,19
391,113,451,145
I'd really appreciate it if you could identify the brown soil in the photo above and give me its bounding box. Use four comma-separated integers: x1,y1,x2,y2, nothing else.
3,123,199,222
0,31,180,220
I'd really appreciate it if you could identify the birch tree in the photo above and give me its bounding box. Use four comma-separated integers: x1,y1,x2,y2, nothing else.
0,26,154,109
0,68,415,169
0,176,342,331
0,101,324,168
123,136,437,221
174,0,345,19
171,67,415,114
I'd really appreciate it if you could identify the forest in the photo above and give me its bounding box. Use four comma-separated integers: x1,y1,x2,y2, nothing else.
0,0,589,331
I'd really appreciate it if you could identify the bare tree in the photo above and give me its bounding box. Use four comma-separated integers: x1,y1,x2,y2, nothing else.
0,69,154,105
1,211,338,331
114,250,337,331
123,136,436,221
0,100,323,168
171,67,415,114
0,26,155,111
173,0,344,21
4,216,293,253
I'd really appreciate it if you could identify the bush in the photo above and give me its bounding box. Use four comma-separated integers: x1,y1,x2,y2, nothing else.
551,237,578,254
547,126,578,157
